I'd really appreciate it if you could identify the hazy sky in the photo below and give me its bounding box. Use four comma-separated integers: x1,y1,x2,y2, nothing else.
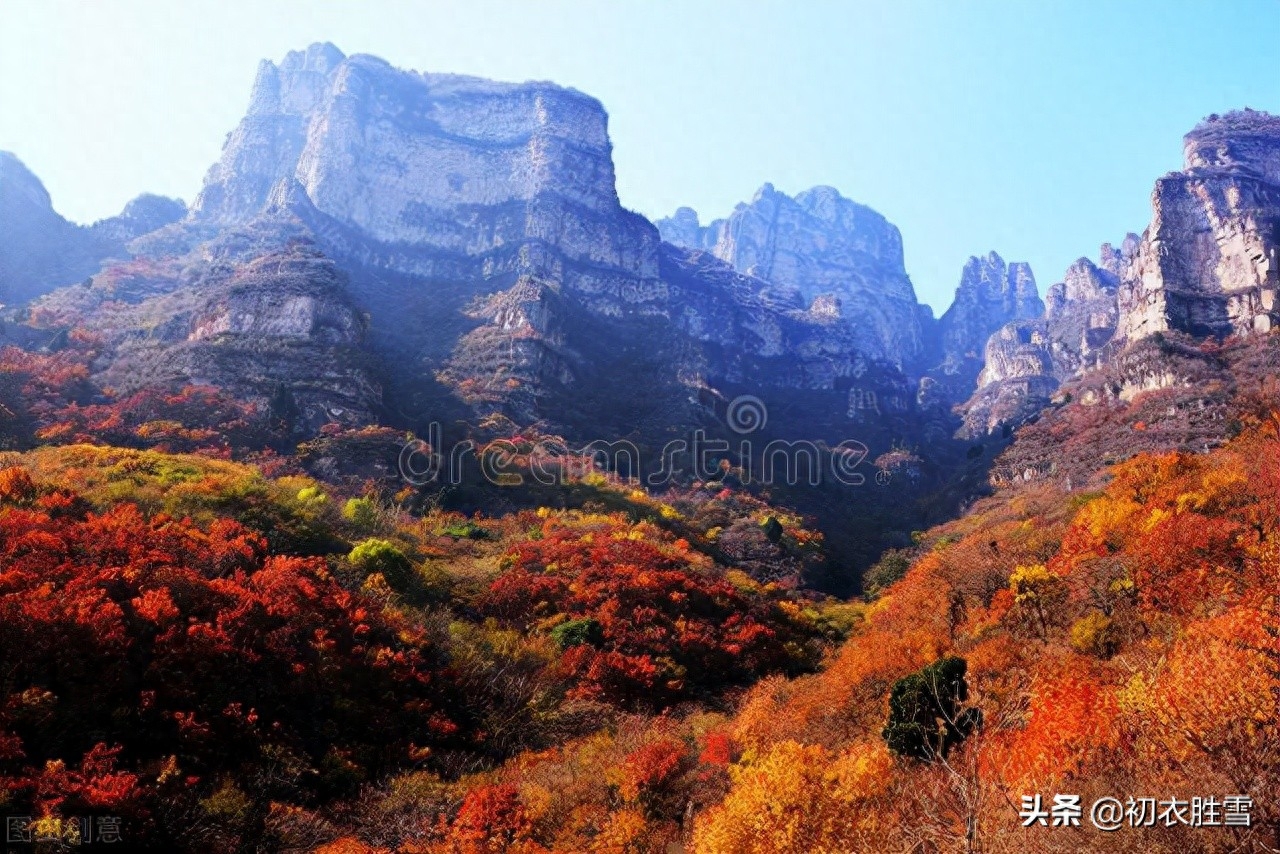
2,0,1278,311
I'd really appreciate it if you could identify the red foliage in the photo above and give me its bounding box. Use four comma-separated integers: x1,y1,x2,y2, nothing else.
481,523,815,708
445,784,539,853
698,731,735,768
619,738,688,802
36,384,258,452
0,477,469,839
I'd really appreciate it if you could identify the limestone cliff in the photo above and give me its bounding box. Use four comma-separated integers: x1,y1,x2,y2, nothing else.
29,233,381,435
173,44,933,440
655,184,929,368
958,247,1128,438
963,110,1280,439
192,42,659,290
931,251,1043,396
1118,109,1280,341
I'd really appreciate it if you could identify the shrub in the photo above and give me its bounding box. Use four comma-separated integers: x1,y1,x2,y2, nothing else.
881,656,981,760
862,549,913,598
550,618,604,650
1070,612,1120,658
348,538,415,592
342,497,379,530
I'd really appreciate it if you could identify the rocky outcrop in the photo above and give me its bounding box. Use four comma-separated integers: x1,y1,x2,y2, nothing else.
958,245,1130,438
655,184,929,367
1118,109,1280,342
166,44,943,441
90,194,187,244
966,110,1280,440
931,251,1043,394
192,43,659,288
31,238,383,435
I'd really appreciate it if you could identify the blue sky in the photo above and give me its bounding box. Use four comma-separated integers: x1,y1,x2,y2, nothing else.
2,0,1278,311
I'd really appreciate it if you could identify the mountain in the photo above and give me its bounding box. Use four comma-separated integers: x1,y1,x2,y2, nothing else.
1118,109,1280,340
959,109,1280,443
3,43,1280,854
89,193,188,244
8,45,1280,563
1,44,984,587
958,246,1129,437
931,250,1044,396
655,184,932,369
28,44,956,456
0,152,185,306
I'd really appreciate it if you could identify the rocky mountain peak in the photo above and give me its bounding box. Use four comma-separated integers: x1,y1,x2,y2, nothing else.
1183,108,1280,184
0,151,117,304
1118,109,1280,342
90,194,187,243
1098,233,1140,279
193,43,641,279
1047,255,1117,318
655,184,926,366
0,151,55,213
935,251,1043,378
655,206,712,252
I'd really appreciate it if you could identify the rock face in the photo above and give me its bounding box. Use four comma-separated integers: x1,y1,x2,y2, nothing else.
655,184,930,368
168,43,944,442
958,247,1129,438
1118,109,1280,342
30,234,381,435
192,43,658,287
931,251,1043,394
962,111,1280,439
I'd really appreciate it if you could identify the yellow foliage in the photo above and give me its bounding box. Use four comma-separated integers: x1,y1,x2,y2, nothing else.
692,740,892,854
1148,602,1280,763
1115,672,1151,717
1009,564,1056,603
1069,612,1118,657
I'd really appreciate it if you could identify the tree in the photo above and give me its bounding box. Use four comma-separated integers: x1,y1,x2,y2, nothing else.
692,740,893,854
1008,563,1067,640
881,656,981,761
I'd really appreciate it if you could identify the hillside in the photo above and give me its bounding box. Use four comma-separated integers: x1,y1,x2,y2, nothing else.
3,39,1280,854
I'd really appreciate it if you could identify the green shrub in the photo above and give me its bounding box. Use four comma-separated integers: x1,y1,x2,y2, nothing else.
863,550,913,598
550,618,605,650
342,497,379,530
882,656,981,761
440,521,489,540
348,538,415,592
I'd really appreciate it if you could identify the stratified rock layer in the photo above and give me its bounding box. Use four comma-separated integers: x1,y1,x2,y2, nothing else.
175,44,944,440
1119,109,1280,341
656,184,929,367
962,111,1280,440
